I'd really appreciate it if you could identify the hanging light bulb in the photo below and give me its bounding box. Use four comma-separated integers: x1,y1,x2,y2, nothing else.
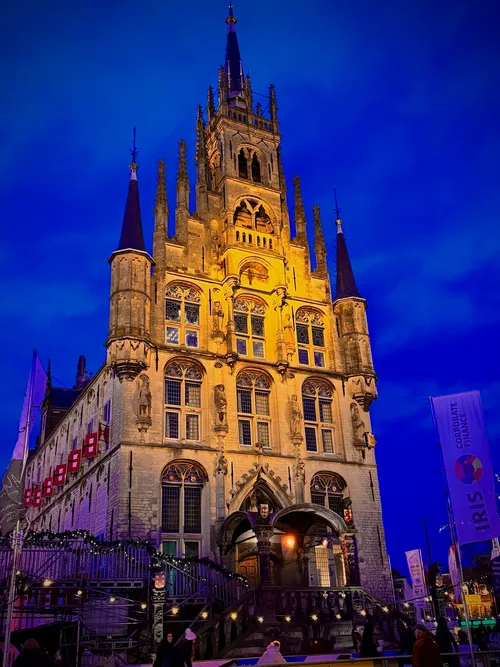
42,578,53,587
171,607,179,615
258,616,264,623
141,603,147,610
336,614,341,620
360,610,367,617
230,612,238,620
311,614,318,621
285,616,291,622
77,589,83,596
201,611,209,620
109,596,116,603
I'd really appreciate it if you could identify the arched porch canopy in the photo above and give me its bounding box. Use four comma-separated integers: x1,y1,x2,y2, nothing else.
272,503,348,537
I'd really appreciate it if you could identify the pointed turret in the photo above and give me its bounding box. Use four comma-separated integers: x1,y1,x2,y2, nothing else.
106,131,153,381
153,158,168,270
195,107,208,219
334,217,361,300
75,355,87,390
269,84,278,122
207,85,215,121
313,204,327,275
175,139,189,245
293,175,307,243
116,128,146,253
225,2,244,100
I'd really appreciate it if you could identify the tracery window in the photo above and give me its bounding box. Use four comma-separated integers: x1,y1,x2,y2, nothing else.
296,308,326,368
161,461,206,554
165,284,201,349
302,379,335,454
236,371,272,449
164,362,203,442
234,298,266,359
310,472,353,526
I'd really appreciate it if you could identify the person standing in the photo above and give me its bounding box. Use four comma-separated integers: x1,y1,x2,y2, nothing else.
12,639,56,667
257,640,286,664
435,618,458,667
153,633,175,667
412,624,441,667
359,623,379,658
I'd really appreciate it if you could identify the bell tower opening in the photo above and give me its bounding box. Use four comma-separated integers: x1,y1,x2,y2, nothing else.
238,149,248,179
251,154,261,183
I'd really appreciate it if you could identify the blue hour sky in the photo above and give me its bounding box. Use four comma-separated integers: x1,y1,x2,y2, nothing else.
2,0,500,573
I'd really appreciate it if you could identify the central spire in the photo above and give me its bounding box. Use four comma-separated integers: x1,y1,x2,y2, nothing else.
225,2,244,98
116,128,146,252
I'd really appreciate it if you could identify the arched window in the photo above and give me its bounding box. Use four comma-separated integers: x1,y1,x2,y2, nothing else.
310,472,352,526
251,154,261,182
296,308,326,368
164,361,203,441
165,284,201,348
302,379,335,453
161,461,206,556
238,150,248,179
237,371,272,448
234,298,265,359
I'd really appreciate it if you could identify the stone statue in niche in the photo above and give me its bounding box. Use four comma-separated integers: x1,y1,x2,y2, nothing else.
212,301,224,333
284,313,295,360
138,375,152,420
214,384,227,425
287,394,303,437
350,402,366,442
211,235,221,261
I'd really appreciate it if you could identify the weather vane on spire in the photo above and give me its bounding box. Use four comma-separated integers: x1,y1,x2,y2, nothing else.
226,1,237,25
130,126,139,166
334,188,341,220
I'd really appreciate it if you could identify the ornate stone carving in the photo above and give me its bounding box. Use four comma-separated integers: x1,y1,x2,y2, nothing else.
138,375,152,420
350,401,366,443
214,384,228,427
286,394,303,438
212,301,224,334
214,451,228,475
348,375,378,411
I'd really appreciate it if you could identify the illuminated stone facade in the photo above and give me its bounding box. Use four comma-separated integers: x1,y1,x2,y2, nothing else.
24,8,393,601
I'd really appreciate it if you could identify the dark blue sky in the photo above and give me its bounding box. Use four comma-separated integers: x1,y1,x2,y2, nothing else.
2,0,500,574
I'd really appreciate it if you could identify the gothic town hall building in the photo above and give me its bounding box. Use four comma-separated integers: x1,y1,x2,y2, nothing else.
23,6,393,603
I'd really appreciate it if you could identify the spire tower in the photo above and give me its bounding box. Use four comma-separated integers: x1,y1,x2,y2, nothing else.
293,175,307,243
224,2,244,101
116,127,146,252
334,192,360,300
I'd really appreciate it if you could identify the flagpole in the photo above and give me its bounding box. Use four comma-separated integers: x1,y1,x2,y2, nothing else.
429,398,476,667
2,351,37,667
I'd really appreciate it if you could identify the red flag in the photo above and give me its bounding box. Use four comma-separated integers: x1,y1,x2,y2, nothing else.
41,476,53,497
53,464,67,486
23,488,32,506
98,422,109,445
68,449,82,473
31,487,42,508
83,433,98,458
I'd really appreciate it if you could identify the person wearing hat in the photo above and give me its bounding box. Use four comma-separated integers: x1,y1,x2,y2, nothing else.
412,624,441,667
165,629,197,667
12,639,56,667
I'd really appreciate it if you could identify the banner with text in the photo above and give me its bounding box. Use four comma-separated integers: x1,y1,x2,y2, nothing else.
405,549,427,608
430,391,500,545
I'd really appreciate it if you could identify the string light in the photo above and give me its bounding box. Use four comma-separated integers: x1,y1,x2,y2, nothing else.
258,616,264,623
109,596,116,603
285,616,291,622
171,607,179,615
42,578,53,587
230,612,238,620
382,606,389,613
311,614,318,621
201,611,208,620
360,610,367,617
141,603,147,610
336,614,341,620
77,589,83,596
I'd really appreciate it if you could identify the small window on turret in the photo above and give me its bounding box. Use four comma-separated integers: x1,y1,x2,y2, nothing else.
238,150,248,179
251,154,261,183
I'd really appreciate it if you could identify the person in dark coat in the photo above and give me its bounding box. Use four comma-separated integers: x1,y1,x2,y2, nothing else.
412,623,441,667
12,639,56,667
153,633,174,667
359,623,379,658
168,629,196,667
435,618,458,667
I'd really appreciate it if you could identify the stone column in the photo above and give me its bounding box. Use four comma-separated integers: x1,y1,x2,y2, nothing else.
255,525,274,585
152,588,166,645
